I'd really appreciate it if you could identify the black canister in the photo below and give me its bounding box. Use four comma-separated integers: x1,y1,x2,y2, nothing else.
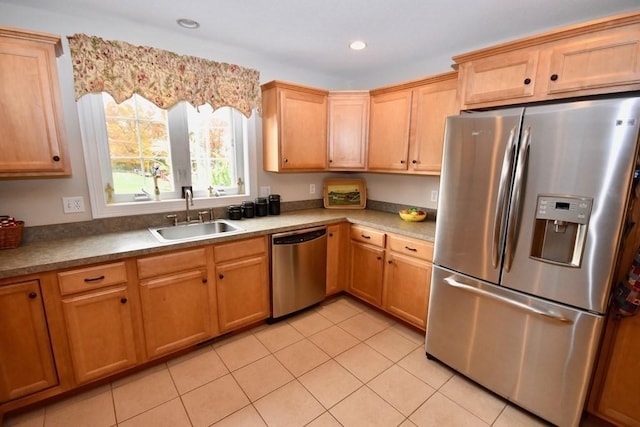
255,197,268,217
268,194,281,215
227,205,242,220
242,201,255,218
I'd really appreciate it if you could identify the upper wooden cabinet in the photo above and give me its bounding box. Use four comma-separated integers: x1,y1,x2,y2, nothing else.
327,92,369,170
455,12,640,109
368,72,458,174
262,81,329,172
0,27,70,177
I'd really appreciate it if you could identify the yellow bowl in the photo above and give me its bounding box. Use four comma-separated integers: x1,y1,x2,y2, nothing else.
399,210,427,222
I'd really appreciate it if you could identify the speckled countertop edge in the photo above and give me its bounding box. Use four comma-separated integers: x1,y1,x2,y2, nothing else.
0,208,436,280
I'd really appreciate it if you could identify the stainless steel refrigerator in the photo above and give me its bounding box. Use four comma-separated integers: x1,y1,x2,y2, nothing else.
425,97,640,427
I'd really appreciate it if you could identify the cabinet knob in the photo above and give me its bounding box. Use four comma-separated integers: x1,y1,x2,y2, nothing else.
120,297,128,304
400,160,406,164
377,256,382,260
387,260,392,264
550,74,559,81
523,78,531,85
219,274,224,279
28,292,37,299
329,233,334,237
283,158,289,163
412,160,417,164
329,159,333,163
52,155,60,162
202,278,208,284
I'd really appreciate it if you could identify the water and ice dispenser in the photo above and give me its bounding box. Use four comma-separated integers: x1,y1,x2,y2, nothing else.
530,195,593,267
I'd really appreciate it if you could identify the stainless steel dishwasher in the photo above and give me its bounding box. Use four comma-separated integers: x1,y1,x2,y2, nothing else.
271,226,327,319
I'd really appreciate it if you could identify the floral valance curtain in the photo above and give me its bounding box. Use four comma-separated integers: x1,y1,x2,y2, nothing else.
67,34,261,117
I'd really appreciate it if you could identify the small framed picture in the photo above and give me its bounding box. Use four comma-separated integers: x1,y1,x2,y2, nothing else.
323,179,367,209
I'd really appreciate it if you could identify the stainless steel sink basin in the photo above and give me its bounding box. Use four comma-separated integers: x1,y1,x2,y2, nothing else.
149,220,244,242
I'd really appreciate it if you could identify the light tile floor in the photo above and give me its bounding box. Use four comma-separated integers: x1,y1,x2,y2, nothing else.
4,295,598,427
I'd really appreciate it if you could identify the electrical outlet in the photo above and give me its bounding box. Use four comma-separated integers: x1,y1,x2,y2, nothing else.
62,196,85,213
260,186,271,197
309,184,316,194
430,190,438,202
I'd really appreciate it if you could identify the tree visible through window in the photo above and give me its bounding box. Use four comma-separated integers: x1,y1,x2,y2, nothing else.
103,94,173,195
97,93,245,201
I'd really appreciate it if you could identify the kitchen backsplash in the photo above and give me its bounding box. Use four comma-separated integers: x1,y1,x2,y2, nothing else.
21,200,434,244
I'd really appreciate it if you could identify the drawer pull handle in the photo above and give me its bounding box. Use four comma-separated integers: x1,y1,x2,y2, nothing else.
28,292,37,299
361,234,371,239
405,246,417,252
120,298,128,304
84,275,105,283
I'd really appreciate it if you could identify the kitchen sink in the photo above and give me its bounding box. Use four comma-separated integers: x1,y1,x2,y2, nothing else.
149,220,245,242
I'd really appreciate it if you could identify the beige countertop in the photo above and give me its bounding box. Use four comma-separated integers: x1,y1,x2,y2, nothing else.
0,208,436,280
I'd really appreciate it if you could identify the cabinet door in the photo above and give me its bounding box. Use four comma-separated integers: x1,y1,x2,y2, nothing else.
62,287,137,384
0,280,57,403
328,92,369,170
348,241,384,306
0,32,69,177
547,31,640,95
592,315,640,426
216,255,269,332
139,269,212,358
410,79,458,174
383,252,432,329
460,49,539,107
368,90,412,171
280,88,327,170
326,223,348,295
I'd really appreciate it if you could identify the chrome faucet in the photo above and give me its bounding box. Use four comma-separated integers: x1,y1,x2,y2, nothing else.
185,189,194,222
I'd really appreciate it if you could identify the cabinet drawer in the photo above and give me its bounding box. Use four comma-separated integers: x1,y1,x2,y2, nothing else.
350,225,385,247
137,248,207,279
58,262,127,296
387,234,433,261
214,236,267,263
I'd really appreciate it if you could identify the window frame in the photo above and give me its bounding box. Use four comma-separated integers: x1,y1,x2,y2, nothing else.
77,93,257,219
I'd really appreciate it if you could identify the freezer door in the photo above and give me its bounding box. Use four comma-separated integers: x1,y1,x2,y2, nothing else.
426,265,604,427
502,97,640,312
434,108,523,284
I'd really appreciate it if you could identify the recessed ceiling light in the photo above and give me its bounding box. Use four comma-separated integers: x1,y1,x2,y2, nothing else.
349,40,367,51
177,18,200,29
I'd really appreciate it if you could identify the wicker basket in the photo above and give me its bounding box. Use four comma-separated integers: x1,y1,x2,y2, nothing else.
0,221,24,249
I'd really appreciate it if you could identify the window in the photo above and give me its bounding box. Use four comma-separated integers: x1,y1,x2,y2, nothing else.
78,93,254,218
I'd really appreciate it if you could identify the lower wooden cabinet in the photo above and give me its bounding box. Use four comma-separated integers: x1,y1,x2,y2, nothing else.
137,248,215,358
326,222,349,295
0,280,57,403
57,261,138,384
383,235,433,329
349,225,386,306
61,287,137,383
348,225,433,330
214,237,270,332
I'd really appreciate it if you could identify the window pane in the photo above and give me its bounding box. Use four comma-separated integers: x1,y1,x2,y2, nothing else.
102,94,174,195
187,104,237,191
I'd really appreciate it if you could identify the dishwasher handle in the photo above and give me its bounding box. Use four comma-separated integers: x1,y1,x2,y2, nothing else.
272,226,326,245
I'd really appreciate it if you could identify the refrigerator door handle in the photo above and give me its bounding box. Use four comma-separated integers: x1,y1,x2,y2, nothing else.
505,126,531,272
443,276,573,324
492,127,518,269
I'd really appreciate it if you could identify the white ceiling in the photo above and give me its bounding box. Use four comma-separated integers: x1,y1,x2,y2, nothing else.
2,0,639,84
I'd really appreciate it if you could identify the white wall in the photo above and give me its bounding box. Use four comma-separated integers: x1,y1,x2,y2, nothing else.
0,3,442,226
